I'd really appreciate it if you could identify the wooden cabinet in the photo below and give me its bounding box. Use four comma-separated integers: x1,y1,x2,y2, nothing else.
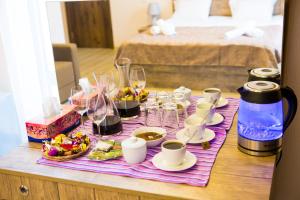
0,173,152,200
0,174,59,200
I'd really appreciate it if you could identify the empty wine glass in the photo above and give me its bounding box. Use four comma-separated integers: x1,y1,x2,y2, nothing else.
70,85,89,125
129,66,146,95
87,93,107,138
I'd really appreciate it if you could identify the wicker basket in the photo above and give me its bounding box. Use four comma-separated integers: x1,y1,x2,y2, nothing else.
42,144,91,162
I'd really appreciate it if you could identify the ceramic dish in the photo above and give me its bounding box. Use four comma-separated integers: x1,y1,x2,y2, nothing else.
176,128,215,144
87,140,122,161
152,151,197,171
206,113,225,126
132,126,167,147
197,97,229,108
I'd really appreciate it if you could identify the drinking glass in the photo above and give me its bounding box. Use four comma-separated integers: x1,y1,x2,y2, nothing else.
161,102,179,131
87,93,107,137
129,66,146,94
145,100,161,127
70,85,89,125
172,92,187,118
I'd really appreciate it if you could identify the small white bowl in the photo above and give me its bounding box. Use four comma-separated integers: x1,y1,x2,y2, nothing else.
132,127,167,147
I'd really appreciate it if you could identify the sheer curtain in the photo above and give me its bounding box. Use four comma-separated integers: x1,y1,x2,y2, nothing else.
0,0,59,143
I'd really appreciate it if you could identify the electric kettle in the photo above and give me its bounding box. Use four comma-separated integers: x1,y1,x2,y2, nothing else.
248,68,281,84
237,81,297,156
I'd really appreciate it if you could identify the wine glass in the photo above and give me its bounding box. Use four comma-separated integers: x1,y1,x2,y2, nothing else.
129,66,146,95
70,85,89,125
87,93,107,138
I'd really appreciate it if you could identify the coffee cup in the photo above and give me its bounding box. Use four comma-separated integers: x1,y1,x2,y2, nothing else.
196,102,215,123
161,140,186,166
203,88,221,104
184,114,205,140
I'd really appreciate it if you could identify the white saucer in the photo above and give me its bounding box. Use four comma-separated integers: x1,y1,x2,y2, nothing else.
206,113,224,126
176,128,216,144
197,97,228,108
152,151,197,172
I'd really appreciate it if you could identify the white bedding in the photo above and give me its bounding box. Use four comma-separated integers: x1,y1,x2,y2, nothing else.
166,15,283,27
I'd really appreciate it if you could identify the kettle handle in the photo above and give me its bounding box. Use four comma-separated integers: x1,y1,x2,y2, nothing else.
237,87,244,95
282,87,298,132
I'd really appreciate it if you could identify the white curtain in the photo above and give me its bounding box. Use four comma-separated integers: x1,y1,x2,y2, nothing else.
0,0,60,142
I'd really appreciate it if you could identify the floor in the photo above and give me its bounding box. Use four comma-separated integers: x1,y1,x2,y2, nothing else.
77,48,248,92
78,48,118,84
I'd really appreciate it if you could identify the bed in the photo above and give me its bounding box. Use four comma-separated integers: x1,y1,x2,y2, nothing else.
116,0,284,91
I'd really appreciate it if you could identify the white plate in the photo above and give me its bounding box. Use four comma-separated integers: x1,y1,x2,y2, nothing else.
197,97,228,108
152,151,197,172
206,113,224,126
176,128,216,144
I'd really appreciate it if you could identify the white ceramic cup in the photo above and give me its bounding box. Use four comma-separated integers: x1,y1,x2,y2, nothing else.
161,140,186,166
203,88,221,104
184,114,206,140
196,102,215,123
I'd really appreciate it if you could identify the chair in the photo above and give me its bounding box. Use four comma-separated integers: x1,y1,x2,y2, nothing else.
52,43,81,102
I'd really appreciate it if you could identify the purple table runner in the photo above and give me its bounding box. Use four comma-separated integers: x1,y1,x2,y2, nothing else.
37,97,239,187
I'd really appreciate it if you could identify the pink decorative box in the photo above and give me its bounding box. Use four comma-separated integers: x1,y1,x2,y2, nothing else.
25,105,81,143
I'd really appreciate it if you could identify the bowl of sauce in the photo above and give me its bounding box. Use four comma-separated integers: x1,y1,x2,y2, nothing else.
132,127,167,147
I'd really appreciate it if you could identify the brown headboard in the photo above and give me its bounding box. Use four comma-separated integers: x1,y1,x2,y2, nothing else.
172,0,285,16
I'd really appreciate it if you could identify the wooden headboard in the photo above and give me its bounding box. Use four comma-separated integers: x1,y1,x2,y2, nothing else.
172,0,285,16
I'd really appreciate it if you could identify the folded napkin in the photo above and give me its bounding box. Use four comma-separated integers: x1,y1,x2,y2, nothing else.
151,19,176,36
225,21,264,40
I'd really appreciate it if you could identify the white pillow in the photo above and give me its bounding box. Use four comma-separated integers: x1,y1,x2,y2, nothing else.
229,0,277,23
173,0,212,21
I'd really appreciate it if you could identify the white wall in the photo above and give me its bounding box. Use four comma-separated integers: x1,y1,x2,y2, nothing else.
46,2,68,43
110,0,173,47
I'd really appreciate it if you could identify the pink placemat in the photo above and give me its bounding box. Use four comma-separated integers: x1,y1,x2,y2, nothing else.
37,97,239,187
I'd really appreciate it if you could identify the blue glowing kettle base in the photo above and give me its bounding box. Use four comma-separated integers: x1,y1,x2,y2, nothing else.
238,135,282,156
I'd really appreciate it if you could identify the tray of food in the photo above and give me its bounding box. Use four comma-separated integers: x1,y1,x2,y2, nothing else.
42,132,91,161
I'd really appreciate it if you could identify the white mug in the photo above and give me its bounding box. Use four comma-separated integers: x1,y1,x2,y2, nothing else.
161,140,186,166
196,102,215,123
203,88,221,104
184,114,206,140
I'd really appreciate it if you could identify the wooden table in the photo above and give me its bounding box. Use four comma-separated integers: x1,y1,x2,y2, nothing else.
0,92,275,200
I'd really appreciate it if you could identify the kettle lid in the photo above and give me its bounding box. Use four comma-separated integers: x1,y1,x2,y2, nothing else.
240,81,282,104
244,81,280,93
250,68,280,78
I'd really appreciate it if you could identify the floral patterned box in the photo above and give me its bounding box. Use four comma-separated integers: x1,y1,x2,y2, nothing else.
25,105,81,143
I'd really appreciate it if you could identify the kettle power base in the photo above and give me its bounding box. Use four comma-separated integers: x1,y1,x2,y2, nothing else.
238,136,282,157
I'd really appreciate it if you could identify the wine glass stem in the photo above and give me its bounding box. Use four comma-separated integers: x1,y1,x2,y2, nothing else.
80,114,84,126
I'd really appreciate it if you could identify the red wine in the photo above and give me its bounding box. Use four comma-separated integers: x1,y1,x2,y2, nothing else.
115,101,140,118
93,115,122,135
